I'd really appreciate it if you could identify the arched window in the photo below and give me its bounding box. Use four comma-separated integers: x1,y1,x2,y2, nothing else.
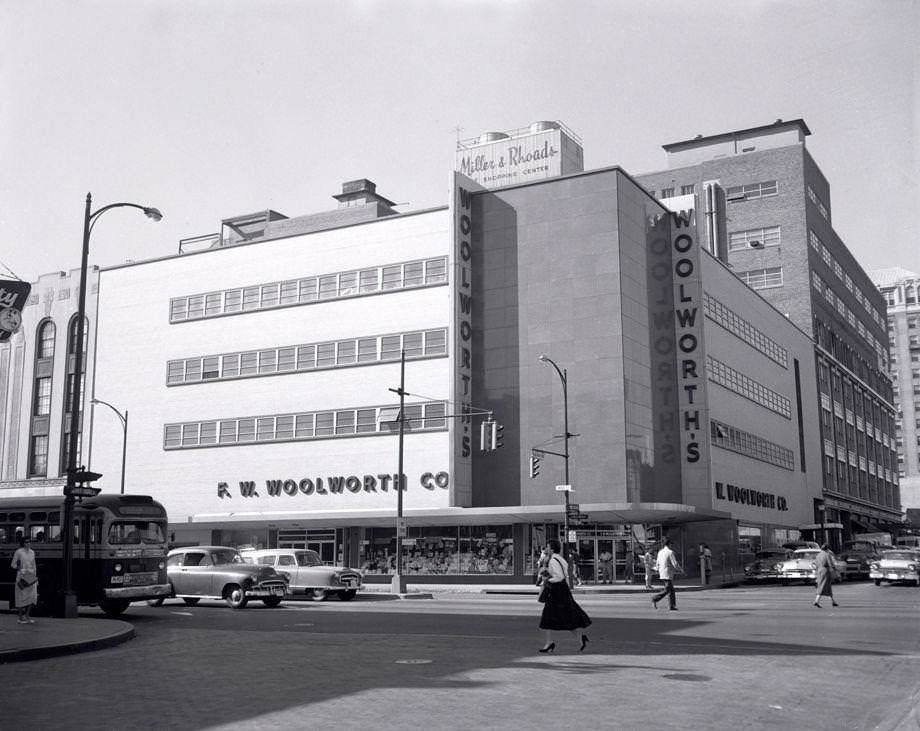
28,319,56,477
38,320,56,359
61,314,88,474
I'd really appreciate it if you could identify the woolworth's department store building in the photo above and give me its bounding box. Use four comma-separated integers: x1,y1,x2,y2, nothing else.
22,120,894,584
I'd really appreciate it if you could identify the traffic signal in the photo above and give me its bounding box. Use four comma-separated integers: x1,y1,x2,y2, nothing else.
490,422,505,450
529,453,541,479
480,420,491,452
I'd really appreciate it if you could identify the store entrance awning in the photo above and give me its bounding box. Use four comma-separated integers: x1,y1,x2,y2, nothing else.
186,501,733,530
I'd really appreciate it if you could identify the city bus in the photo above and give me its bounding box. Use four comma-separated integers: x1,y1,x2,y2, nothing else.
0,494,172,616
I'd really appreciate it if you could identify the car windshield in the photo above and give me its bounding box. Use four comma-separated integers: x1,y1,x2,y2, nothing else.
295,550,324,567
793,550,819,559
756,550,785,559
211,549,245,565
882,552,917,561
107,521,167,545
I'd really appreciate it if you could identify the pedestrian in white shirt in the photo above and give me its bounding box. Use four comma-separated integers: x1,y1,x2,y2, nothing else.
651,538,682,611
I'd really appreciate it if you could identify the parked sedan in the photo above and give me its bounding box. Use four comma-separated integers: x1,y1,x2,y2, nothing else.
149,546,288,608
743,548,792,582
869,550,920,587
241,549,363,601
776,548,846,585
837,543,883,580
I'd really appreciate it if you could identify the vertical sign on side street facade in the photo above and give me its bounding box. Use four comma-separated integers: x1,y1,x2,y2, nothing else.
449,173,481,507
671,209,711,508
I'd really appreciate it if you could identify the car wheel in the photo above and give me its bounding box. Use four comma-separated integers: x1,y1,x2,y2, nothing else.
225,585,249,609
262,597,283,608
310,588,328,601
146,597,165,607
182,598,200,606
99,599,131,616
337,589,357,601
874,579,881,586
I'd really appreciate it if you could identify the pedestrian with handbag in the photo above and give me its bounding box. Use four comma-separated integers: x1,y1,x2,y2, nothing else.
537,540,591,653
12,535,38,624
813,543,840,608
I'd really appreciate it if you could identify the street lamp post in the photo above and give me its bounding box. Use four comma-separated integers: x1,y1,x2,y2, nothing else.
60,193,161,618
92,398,128,494
388,350,408,595
539,354,573,588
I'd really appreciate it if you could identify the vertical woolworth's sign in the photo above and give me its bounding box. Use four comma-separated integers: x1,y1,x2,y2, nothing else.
449,173,479,507
671,209,711,508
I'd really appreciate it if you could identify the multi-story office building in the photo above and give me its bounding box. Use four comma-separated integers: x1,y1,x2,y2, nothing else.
0,267,99,492
636,119,902,539
872,267,920,522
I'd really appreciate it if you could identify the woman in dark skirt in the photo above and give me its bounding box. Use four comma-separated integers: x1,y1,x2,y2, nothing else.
538,539,591,653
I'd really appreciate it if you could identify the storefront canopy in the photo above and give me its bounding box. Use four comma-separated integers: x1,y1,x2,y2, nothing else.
186,502,733,530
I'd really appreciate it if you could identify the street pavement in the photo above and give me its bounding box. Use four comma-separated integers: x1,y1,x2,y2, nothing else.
1,581,918,731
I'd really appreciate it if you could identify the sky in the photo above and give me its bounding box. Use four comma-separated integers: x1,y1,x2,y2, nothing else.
1,0,917,286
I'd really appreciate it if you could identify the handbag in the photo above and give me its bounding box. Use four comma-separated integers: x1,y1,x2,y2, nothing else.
17,574,37,590
537,583,549,603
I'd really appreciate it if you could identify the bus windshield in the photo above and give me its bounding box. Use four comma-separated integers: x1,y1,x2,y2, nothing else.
108,520,167,545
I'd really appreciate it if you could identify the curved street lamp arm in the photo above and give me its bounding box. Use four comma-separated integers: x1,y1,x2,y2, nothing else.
88,200,163,238
92,397,127,428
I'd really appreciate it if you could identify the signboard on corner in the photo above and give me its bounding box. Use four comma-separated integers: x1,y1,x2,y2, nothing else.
0,279,31,342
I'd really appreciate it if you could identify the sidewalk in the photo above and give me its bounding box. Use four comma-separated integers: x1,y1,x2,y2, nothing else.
0,612,134,664
0,578,734,663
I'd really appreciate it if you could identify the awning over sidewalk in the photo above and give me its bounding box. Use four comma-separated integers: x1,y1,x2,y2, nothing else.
185,501,733,530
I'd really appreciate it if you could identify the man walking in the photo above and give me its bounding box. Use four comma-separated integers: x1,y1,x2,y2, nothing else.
642,545,656,590
651,538,681,611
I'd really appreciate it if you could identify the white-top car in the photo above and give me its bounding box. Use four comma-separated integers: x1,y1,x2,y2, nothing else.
869,550,920,587
241,549,363,601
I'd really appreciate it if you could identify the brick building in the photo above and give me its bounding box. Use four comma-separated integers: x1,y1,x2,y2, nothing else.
636,119,901,539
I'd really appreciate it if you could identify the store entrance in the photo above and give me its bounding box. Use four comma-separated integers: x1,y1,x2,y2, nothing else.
573,535,616,584
278,529,336,564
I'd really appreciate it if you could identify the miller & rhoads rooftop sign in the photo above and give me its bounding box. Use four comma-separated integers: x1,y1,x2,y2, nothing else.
0,279,31,342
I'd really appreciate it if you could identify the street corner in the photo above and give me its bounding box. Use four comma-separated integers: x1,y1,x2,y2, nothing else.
0,615,135,664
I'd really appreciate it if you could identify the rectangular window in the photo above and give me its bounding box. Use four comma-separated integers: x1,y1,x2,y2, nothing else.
403,332,424,358
240,352,258,375
297,345,316,369
224,289,242,313
338,272,357,297
29,435,49,476
728,225,781,251
222,354,240,378
257,417,275,441
680,184,695,195
258,350,277,374
199,422,217,445
169,298,188,322
358,338,377,363
425,329,448,355
242,287,260,311
167,361,185,384
298,278,318,303
202,356,220,380
261,283,280,308
34,377,52,415
295,414,314,438
738,267,783,290
277,347,296,372
205,293,222,316
336,340,356,365
314,412,334,436
424,402,447,429
181,423,200,446
184,359,202,381
382,265,402,290
279,281,299,305
319,275,338,300
335,410,355,435
359,269,379,293
164,425,182,449
381,335,401,360
237,419,255,442
660,188,674,198
425,258,448,284
219,421,237,444
276,415,294,440
404,261,424,287
725,180,778,200
187,295,205,319
316,343,336,368
356,409,377,433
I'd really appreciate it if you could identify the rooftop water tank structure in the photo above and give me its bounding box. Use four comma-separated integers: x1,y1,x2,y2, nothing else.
478,131,510,143
529,121,559,133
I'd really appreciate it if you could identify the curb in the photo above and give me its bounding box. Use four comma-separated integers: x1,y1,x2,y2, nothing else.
0,621,135,664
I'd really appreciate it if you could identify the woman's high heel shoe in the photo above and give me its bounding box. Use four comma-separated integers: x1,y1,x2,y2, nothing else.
538,643,555,654
580,634,589,652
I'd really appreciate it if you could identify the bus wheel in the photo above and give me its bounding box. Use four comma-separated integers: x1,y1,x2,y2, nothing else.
100,599,130,616
310,588,328,601
225,585,249,609
182,598,200,606
146,597,165,607
337,590,357,601
262,597,283,608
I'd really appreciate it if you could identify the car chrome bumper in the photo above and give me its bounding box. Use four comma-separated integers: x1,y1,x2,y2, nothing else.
870,570,918,580
104,583,173,599
245,585,287,597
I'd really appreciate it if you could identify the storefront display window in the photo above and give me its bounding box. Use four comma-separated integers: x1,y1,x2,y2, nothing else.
358,525,514,575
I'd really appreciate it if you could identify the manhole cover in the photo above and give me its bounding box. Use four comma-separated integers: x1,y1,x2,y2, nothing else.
395,659,433,665
662,673,711,682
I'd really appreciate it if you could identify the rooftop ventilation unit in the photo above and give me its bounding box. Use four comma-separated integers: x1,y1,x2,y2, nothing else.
749,240,764,249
